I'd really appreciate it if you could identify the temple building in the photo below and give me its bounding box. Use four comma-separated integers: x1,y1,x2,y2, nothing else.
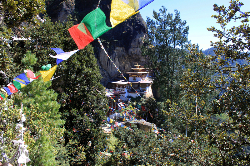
106,64,153,101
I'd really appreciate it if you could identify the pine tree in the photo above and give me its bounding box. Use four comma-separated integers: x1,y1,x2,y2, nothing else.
16,77,67,165
142,6,189,103
54,44,109,165
205,1,250,165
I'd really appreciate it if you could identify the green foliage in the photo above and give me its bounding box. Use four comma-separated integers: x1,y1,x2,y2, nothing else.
205,0,250,164
1,1,248,165
21,51,37,67
0,100,21,165
142,6,189,103
137,97,165,126
55,44,109,165
16,77,67,166
0,0,46,28
8,13,109,165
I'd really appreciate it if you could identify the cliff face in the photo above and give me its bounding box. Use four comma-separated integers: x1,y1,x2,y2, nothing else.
46,0,148,85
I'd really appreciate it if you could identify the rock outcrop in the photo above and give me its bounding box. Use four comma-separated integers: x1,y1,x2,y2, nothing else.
46,0,148,85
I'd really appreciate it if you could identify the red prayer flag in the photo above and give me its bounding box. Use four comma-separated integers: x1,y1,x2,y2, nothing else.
68,24,94,50
26,70,41,79
8,84,18,93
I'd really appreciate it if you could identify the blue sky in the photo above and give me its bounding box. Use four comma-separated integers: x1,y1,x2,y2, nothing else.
139,0,250,50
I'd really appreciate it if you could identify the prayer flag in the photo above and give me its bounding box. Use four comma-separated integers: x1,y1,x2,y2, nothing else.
0,96,3,100
41,64,51,70
24,70,41,82
14,73,30,85
40,65,57,82
81,8,112,39
110,0,138,27
50,49,79,63
68,24,94,50
13,81,22,90
0,88,8,98
51,48,64,54
0,93,5,99
8,84,18,93
51,48,69,65
121,0,154,11
3,87,12,96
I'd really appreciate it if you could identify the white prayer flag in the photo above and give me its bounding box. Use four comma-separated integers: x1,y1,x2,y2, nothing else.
50,49,79,60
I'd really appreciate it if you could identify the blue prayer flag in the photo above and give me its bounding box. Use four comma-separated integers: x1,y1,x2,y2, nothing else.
3,87,12,96
51,48,64,65
14,73,30,85
51,48,64,54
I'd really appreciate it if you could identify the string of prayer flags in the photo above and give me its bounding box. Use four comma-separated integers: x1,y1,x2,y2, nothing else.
66,0,154,54
40,65,57,82
122,0,154,11
80,8,112,39
68,24,94,50
50,48,79,64
98,38,141,97
110,0,138,27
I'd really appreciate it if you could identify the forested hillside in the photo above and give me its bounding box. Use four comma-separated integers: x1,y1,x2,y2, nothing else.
0,0,249,165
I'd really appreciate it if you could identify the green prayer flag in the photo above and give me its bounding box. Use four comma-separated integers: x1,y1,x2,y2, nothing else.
13,81,22,90
81,8,112,39
0,93,5,99
46,64,51,70
41,64,51,70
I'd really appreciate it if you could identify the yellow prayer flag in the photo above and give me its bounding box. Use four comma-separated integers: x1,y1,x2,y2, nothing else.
40,65,57,82
127,0,139,10
110,0,138,27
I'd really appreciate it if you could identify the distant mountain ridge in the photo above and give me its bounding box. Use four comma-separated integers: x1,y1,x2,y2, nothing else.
203,47,249,67
203,47,216,56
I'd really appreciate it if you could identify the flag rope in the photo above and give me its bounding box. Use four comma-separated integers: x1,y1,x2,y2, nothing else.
97,38,141,97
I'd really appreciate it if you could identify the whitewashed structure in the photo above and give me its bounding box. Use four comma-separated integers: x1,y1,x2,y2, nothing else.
107,64,153,101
